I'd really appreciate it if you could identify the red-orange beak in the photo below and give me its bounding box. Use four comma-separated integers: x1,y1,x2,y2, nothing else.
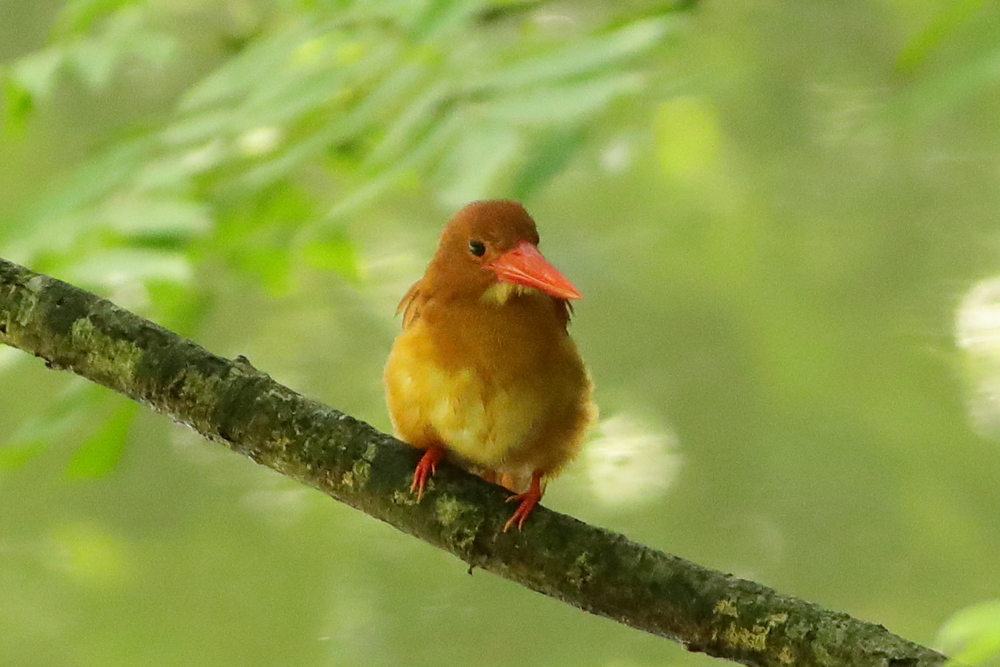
488,239,582,300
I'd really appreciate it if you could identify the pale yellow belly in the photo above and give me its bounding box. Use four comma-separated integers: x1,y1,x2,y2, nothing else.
385,336,546,468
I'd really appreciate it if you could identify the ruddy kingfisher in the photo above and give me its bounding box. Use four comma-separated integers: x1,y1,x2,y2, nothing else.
384,200,595,530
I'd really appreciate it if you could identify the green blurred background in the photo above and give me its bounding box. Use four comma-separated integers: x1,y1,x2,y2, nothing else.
2,1,1000,665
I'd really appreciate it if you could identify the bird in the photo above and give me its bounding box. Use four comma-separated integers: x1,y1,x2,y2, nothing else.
384,199,596,531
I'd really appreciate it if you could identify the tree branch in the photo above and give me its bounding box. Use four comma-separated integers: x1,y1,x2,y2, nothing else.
0,256,947,667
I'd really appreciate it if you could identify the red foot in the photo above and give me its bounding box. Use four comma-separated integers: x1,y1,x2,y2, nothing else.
503,473,543,532
411,446,444,500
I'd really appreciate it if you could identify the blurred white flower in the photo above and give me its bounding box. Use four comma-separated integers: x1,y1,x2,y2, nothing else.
237,126,283,157
956,276,1000,440
600,137,632,174
957,277,1000,349
584,413,681,508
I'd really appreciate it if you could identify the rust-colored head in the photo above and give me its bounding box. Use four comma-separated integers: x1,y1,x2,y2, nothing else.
424,200,581,301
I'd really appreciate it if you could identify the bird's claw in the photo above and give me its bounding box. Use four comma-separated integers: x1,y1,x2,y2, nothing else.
503,495,538,532
411,446,443,500
503,474,543,532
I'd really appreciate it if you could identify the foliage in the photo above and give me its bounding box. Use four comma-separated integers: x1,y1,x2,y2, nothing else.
937,599,1000,666
0,0,686,474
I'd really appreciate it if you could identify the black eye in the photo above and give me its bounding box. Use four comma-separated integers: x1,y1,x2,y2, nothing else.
469,240,486,257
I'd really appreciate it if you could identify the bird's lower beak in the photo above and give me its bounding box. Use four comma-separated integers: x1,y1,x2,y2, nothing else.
488,240,582,300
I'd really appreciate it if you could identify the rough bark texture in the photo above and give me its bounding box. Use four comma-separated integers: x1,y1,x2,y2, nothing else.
0,256,948,667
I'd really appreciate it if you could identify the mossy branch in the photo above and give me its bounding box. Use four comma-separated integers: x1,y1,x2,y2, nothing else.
0,256,948,667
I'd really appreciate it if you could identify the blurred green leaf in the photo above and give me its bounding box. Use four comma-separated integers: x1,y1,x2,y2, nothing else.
1,76,34,137
897,0,987,73
11,8,174,100
230,59,429,195
0,382,100,471
434,118,521,206
325,110,463,221
168,29,398,166
71,10,175,85
5,139,151,263
365,79,449,168
653,95,722,184
179,25,317,113
99,194,213,239
936,599,1000,665
6,0,684,338
407,0,486,41
45,521,130,585
51,0,141,38
301,225,360,281
144,279,205,333
0,441,48,471
65,248,192,290
510,125,586,201
247,247,293,295
10,48,64,100
21,139,150,227
216,182,312,296
474,17,673,89
483,74,643,126
896,47,1000,124
65,401,137,478
70,36,119,89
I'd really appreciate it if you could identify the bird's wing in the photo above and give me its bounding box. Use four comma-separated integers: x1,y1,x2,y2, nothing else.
397,279,425,329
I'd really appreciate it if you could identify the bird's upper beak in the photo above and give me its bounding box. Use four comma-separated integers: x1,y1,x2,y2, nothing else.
487,239,582,300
